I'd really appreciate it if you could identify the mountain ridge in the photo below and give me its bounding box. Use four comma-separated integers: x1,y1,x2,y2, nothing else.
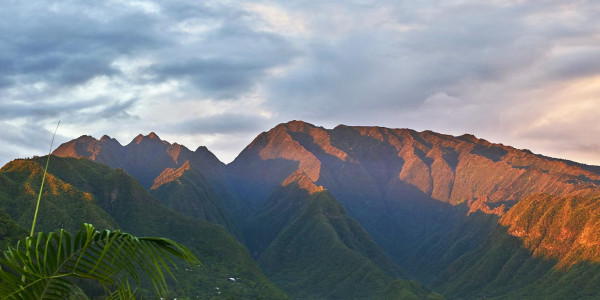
53,132,242,238
226,120,600,298
41,120,600,299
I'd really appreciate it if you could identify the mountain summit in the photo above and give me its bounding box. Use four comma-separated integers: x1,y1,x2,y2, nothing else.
47,120,600,299
53,132,241,238
231,120,600,213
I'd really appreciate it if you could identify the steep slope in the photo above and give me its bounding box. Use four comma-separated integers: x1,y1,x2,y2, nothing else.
435,193,600,299
0,159,119,233
0,156,286,299
253,183,438,299
501,193,600,267
258,191,394,297
149,161,241,237
228,120,600,291
53,133,242,238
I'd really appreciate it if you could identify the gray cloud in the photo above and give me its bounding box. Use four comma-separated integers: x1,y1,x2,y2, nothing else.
0,100,101,120
1,0,600,166
544,48,600,81
0,120,67,166
166,113,269,134
0,2,163,94
266,1,556,116
145,15,297,99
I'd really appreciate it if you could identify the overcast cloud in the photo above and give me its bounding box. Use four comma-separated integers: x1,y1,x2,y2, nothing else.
1,0,600,166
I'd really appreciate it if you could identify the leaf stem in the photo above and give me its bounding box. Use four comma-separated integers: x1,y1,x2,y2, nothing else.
30,120,60,237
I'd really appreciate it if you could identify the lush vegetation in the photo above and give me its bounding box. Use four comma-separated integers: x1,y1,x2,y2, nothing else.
9,121,600,299
0,157,287,299
0,223,198,299
0,141,200,299
430,193,600,299
150,162,243,240
0,211,27,250
250,184,440,299
433,224,600,299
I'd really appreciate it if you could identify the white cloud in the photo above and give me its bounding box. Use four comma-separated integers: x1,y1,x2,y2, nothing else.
243,3,307,36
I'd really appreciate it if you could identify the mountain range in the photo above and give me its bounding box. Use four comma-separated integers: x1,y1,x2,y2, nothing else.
2,120,600,299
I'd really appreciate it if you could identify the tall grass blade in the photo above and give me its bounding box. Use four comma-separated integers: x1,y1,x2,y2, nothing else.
30,121,60,237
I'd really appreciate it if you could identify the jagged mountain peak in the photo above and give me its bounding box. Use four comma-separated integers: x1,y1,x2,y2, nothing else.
130,132,169,146
76,134,98,141
54,132,225,188
195,145,213,155
282,120,318,131
53,135,99,158
99,134,122,146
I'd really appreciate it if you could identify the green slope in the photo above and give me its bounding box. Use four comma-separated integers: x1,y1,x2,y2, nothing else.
435,194,600,299
53,135,245,240
255,186,439,299
0,156,286,299
0,210,27,250
434,225,600,299
0,173,28,249
227,121,600,299
0,159,119,233
150,163,243,239
244,183,312,258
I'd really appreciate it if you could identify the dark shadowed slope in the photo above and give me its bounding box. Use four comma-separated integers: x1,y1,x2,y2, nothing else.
249,180,439,299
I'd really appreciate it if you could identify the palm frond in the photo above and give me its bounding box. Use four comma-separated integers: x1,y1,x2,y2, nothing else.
0,223,200,299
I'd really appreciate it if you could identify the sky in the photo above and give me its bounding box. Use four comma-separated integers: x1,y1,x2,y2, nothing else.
1,0,600,166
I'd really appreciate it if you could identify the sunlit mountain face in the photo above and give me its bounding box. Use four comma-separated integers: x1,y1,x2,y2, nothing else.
226,121,600,298
1,120,599,298
3,1,600,298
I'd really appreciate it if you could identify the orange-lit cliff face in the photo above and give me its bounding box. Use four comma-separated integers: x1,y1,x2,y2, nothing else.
151,160,192,190
227,120,600,276
230,120,600,214
500,193,600,268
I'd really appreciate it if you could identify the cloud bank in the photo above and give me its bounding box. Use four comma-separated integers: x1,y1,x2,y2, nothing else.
1,0,600,166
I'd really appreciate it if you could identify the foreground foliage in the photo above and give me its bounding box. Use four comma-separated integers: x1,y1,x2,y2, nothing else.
0,223,199,299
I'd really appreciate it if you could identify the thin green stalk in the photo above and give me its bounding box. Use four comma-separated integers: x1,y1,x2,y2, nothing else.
22,121,60,283
30,121,60,237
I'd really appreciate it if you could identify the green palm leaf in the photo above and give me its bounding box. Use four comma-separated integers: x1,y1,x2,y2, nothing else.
0,223,200,299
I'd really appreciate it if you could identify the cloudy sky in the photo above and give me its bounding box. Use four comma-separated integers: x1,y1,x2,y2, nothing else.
1,0,600,166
